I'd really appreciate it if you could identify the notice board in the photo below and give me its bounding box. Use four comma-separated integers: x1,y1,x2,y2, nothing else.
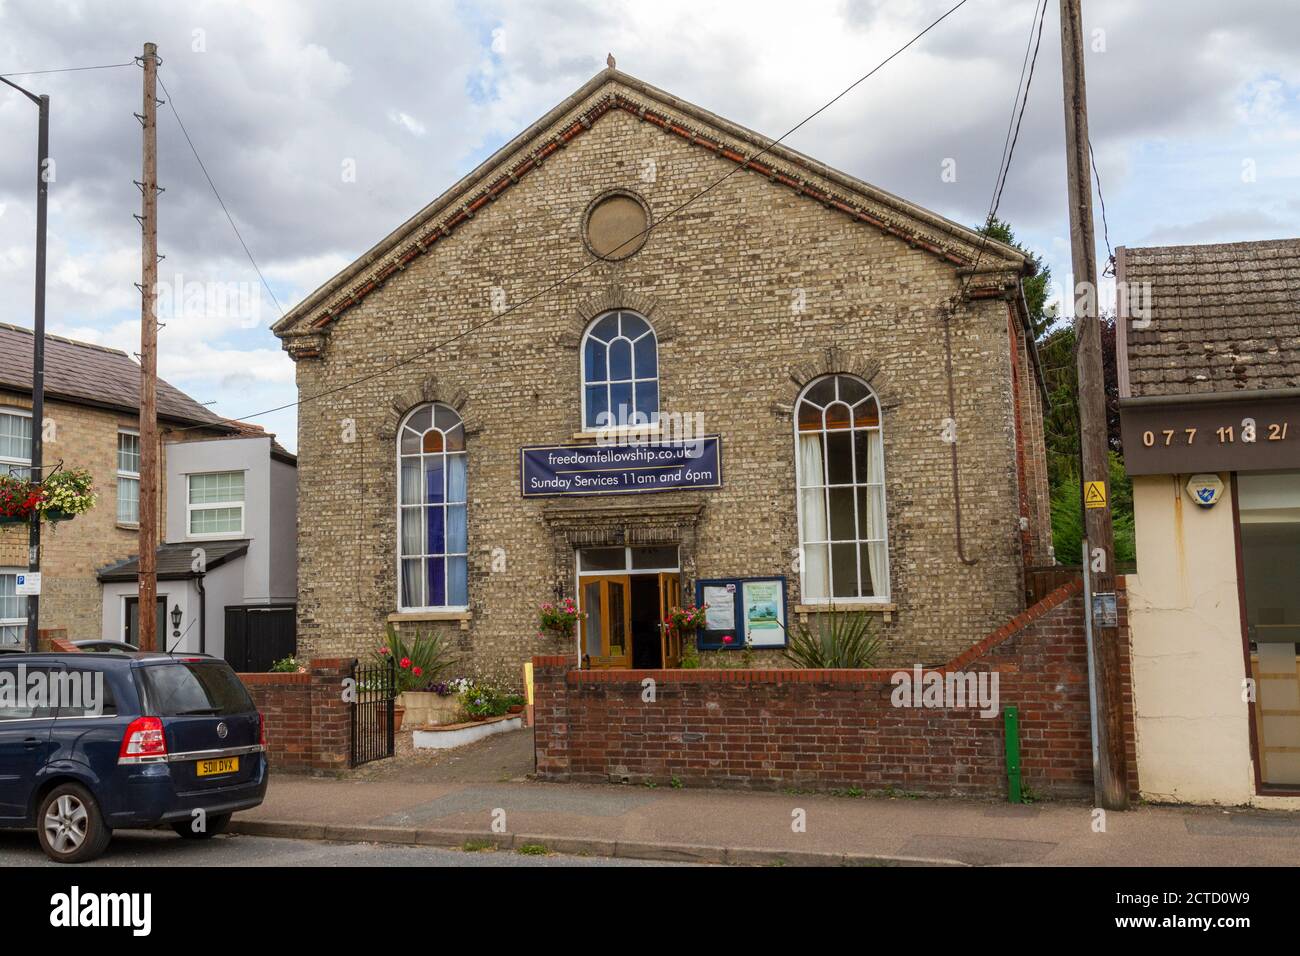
694,576,788,650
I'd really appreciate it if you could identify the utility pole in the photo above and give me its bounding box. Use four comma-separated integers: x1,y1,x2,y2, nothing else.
0,75,49,652
1059,0,1128,810
137,42,160,652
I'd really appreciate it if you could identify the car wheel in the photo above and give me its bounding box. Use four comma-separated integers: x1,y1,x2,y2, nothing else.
171,812,231,839
37,783,112,864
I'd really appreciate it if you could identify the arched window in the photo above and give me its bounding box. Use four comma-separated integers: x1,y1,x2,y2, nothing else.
398,403,467,610
794,374,888,601
581,310,658,430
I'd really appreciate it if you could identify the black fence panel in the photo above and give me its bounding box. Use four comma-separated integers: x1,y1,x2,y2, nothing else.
223,605,296,672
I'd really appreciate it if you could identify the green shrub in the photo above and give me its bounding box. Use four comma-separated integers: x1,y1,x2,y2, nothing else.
782,607,882,669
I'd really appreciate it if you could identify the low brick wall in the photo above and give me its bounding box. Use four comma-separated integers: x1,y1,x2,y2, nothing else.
534,581,1139,797
239,659,352,772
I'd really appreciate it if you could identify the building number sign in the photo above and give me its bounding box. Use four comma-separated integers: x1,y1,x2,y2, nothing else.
1140,418,1287,449
1121,397,1300,477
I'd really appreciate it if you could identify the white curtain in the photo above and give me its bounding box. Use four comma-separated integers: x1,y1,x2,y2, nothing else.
799,433,829,599
863,429,886,595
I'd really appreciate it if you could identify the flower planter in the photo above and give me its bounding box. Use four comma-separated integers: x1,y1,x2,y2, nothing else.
391,705,406,733
0,514,31,526
398,691,462,727
42,508,76,523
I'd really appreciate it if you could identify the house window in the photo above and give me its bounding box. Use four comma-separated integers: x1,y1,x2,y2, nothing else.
794,374,889,602
581,310,658,430
117,431,141,525
398,403,468,610
0,409,32,480
187,471,245,537
0,571,26,646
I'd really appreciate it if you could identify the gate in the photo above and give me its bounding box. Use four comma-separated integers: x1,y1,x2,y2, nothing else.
224,605,296,672
349,657,396,766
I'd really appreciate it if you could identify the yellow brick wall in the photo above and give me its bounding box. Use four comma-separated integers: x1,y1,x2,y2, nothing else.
284,99,1044,686
0,389,195,639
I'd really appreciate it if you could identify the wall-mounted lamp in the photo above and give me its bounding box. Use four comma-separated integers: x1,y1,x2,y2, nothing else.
170,603,182,638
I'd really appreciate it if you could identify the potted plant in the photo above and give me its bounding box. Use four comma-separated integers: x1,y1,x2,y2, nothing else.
458,678,509,721
538,598,582,640
504,693,525,715
375,624,458,729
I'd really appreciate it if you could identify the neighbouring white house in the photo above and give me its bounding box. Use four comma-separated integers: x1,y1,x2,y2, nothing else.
96,425,298,668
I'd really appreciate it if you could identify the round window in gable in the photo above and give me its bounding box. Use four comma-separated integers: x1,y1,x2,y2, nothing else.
583,190,650,260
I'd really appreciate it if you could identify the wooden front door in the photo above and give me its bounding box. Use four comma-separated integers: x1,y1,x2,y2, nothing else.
581,575,632,668
659,572,682,668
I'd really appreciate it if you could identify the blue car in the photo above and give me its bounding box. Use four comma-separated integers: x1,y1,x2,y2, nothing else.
0,651,267,862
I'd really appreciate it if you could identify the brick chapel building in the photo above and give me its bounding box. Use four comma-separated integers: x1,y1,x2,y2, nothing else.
273,67,1052,684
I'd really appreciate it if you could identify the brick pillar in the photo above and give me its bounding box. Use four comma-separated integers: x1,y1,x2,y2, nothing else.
308,658,354,771
532,655,576,780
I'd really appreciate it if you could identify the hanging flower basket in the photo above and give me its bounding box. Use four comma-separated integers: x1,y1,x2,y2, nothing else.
36,469,96,524
0,468,96,528
0,474,40,526
538,598,582,641
665,602,708,636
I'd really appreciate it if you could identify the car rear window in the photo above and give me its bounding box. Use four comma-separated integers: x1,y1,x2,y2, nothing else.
136,661,255,717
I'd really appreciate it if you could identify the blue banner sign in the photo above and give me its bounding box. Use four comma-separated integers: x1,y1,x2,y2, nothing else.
520,437,722,498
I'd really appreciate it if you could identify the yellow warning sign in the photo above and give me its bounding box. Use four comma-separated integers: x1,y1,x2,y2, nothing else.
1084,481,1108,509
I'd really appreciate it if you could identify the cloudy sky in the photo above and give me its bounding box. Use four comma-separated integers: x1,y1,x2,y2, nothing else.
1,0,1297,451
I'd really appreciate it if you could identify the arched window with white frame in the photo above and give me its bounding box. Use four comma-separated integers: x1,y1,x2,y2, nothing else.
580,310,659,430
397,403,468,610
794,374,888,601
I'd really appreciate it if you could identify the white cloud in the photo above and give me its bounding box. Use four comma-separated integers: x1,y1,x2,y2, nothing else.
387,109,427,137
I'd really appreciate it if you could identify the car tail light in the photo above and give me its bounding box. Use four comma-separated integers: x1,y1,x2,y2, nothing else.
119,716,167,761
258,712,266,747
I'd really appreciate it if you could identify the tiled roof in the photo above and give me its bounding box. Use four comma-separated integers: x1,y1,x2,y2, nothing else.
224,419,295,463
0,322,229,428
96,539,249,582
1119,238,1300,398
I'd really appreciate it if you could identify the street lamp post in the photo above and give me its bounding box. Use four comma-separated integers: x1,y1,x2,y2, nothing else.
1,76,50,652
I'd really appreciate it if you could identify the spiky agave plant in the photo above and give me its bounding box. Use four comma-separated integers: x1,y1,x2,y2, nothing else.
782,607,882,669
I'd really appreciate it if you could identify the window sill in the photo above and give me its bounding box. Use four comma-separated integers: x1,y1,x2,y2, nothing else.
795,602,896,623
116,522,140,531
388,610,472,630
571,427,664,442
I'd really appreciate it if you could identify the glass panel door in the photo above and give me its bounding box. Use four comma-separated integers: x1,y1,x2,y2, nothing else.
581,575,632,668
659,573,682,668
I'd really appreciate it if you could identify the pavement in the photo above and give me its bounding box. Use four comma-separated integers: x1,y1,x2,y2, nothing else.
0,829,674,867
231,728,1300,866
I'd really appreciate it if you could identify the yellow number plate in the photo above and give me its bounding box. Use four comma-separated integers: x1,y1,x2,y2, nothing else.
196,757,239,777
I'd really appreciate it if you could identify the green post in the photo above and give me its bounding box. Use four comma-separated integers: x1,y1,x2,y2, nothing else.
1004,706,1022,804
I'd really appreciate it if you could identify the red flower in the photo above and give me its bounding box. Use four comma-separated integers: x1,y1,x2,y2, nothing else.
413,666,423,677
400,657,411,669
379,647,390,656
722,634,734,645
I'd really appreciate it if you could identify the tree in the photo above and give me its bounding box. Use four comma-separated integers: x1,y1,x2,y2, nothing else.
978,218,1133,567
979,216,1053,337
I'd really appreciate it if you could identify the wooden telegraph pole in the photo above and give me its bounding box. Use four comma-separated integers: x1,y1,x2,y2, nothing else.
1059,0,1128,809
137,42,160,652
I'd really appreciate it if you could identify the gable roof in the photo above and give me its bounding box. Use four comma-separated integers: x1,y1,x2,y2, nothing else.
1117,238,1300,399
0,322,231,430
273,68,1029,345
